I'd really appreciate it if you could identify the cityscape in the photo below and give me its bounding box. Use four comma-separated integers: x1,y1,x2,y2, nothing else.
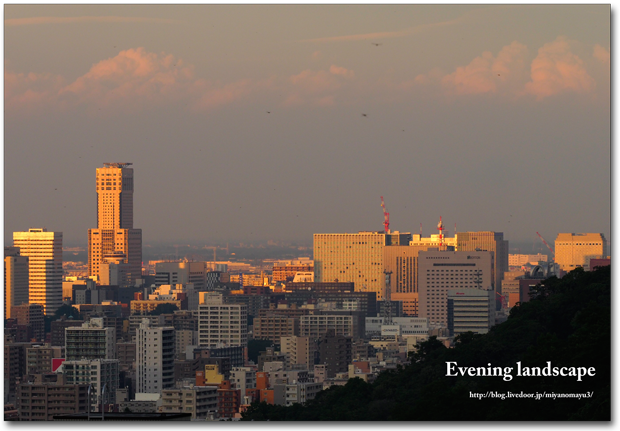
4,5,610,422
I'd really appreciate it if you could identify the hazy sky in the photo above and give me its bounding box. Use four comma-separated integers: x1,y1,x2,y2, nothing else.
4,5,610,247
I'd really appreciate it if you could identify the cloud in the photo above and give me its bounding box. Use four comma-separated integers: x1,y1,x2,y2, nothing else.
329,65,355,78
284,65,355,106
5,16,181,26
6,48,265,115
192,78,274,110
4,71,65,112
593,44,610,66
524,36,596,100
440,42,529,96
412,37,601,101
57,48,196,110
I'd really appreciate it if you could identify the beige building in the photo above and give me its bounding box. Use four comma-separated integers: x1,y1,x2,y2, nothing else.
13,229,63,315
155,261,207,290
314,231,388,300
198,293,248,348
384,243,453,317
418,250,494,327
281,336,315,370
409,233,457,248
555,233,607,272
4,247,29,320
298,314,356,338
88,163,142,285
161,385,219,420
273,261,314,283
508,253,548,267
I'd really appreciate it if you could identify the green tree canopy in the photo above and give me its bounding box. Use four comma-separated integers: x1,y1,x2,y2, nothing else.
53,304,83,320
242,266,611,421
148,303,179,316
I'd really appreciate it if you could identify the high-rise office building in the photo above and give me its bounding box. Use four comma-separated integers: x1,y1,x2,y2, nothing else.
418,250,494,327
13,229,63,315
555,233,607,272
4,247,29,320
314,231,388,300
455,231,508,295
88,163,142,285
383,243,453,317
314,231,412,301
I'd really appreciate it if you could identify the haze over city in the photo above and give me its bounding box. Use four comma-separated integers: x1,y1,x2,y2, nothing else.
4,4,610,247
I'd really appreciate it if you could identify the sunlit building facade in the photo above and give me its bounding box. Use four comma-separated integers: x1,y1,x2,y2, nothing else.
313,232,387,300
88,163,142,285
13,229,63,315
555,233,607,271
455,231,508,295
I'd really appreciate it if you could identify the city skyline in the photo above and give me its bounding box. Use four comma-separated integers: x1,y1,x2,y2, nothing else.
5,5,610,246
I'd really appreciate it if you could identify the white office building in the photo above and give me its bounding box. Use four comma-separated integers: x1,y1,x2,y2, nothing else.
198,293,247,348
136,319,175,395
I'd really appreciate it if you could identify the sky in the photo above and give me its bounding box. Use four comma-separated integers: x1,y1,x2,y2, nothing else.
4,4,611,248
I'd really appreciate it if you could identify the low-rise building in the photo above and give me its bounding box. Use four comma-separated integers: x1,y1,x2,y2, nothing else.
160,385,218,420
17,374,88,421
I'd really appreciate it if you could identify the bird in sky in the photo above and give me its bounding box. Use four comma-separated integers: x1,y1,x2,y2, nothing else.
371,43,382,46
362,113,368,117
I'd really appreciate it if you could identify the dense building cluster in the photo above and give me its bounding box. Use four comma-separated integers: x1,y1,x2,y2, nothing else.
4,163,609,421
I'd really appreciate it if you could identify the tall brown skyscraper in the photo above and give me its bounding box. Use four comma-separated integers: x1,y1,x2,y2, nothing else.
88,163,142,285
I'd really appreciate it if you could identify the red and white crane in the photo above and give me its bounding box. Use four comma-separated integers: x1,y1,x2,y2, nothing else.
437,216,445,246
536,232,555,260
380,196,390,234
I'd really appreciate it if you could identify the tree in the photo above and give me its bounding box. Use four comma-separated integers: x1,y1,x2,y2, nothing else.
54,304,83,320
247,339,274,364
148,303,179,315
408,336,446,363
